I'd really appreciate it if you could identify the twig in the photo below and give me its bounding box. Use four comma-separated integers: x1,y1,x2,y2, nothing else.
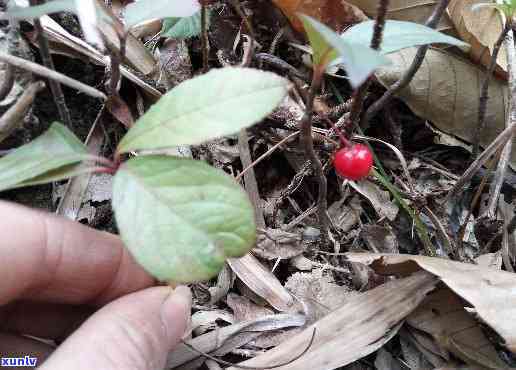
0,81,45,143
474,22,511,158
0,63,14,102
485,21,516,219
106,26,127,97
301,68,329,239
446,121,516,201
362,0,451,126
238,129,266,229
201,0,209,72
0,51,107,100
181,328,316,370
346,0,390,129
231,0,255,67
29,0,72,127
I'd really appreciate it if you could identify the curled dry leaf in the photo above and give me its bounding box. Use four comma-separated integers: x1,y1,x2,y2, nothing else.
346,253,516,353
230,272,437,370
271,0,367,33
375,47,516,169
167,313,306,368
346,0,454,33
448,0,507,78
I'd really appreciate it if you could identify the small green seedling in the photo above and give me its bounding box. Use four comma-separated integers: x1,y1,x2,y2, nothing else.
0,67,289,283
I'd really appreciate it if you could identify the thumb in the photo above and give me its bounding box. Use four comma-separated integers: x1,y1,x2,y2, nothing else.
39,286,191,370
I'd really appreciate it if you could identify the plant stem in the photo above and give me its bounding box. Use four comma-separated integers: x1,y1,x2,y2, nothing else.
201,0,209,72
347,0,390,130
302,67,329,239
474,22,511,158
29,0,72,127
362,0,450,127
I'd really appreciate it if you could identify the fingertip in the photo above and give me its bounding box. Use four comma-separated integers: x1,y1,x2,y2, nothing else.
161,285,192,345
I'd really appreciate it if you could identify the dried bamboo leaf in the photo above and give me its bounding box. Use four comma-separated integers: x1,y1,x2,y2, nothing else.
346,253,516,353
447,0,507,78
375,47,516,169
229,272,438,370
227,254,299,312
167,313,306,368
347,0,455,33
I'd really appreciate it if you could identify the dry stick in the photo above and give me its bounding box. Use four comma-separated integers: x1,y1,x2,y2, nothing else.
446,121,516,201
346,0,390,130
474,22,511,158
180,328,316,370
0,63,14,101
0,80,45,143
301,69,330,240
485,23,516,219
0,51,107,100
201,0,209,72
231,0,255,68
29,0,72,127
362,0,450,126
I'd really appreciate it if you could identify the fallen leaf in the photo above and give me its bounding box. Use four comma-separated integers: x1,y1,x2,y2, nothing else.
227,293,274,322
347,0,455,33
349,179,399,221
285,269,357,322
167,313,306,368
254,228,304,260
448,0,507,78
375,47,516,169
271,0,367,34
346,253,516,353
230,272,437,370
407,288,506,368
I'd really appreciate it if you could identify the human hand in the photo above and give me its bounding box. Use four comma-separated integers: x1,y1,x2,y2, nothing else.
0,201,191,370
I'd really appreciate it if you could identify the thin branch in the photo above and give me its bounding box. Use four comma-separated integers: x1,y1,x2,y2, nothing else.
474,22,511,158
0,62,14,102
485,21,516,219
0,51,107,100
362,0,450,126
29,0,72,127
301,69,329,240
0,81,45,143
346,0,390,130
201,0,209,72
181,328,316,370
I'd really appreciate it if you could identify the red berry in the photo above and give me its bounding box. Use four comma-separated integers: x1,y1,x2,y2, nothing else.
333,143,373,180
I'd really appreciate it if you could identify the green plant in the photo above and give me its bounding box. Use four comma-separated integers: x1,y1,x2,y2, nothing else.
0,67,289,283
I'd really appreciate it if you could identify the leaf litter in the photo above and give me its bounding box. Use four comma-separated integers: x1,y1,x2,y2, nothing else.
4,0,516,369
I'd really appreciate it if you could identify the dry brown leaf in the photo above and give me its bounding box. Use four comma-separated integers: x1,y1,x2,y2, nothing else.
227,293,274,322
375,47,516,169
285,269,357,322
230,272,438,370
271,0,367,33
448,0,507,78
254,228,304,260
346,253,516,353
349,180,399,221
167,313,306,368
407,288,506,368
347,0,454,33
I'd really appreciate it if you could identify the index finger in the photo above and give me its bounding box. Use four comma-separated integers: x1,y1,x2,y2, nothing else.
0,201,154,305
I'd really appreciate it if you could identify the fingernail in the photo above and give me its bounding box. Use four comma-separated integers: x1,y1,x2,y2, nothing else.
161,285,192,345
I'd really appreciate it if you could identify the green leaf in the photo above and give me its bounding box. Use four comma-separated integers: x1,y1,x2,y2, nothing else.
298,14,390,87
161,10,206,39
2,0,76,20
0,122,90,192
112,155,256,283
117,67,289,153
124,0,200,28
341,20,469,55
